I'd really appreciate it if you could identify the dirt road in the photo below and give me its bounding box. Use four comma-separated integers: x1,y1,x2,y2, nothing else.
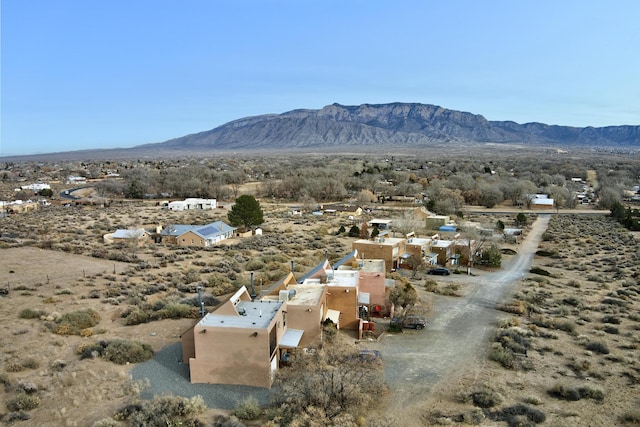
367,214,551,425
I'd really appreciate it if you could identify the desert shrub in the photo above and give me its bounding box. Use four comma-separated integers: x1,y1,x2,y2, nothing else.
212,415,246,427
536,249,557,257
20,358,39,369
6,393,40,411
4,411,31,422
602,297,628,307
5,361,25,373
521,395,542,405
18,308,46,319
232,396,261,420
245,258,266,271
496,329,530,355
155,303,199,319
471,389,504,408
496,300,526,315
491,404,546,426
92,418,120,427
548,383,604,401
53,308,100,335
103,339,153,364
562,296,582,307
529,267,551,276
602,315,621,324
578,386,605,401
488,343,516,369
125,308,149,325
436,283,461,297
16,381,38,394
77,341,108,360
423,279,438,292
50,359,67,371
114,395,205,427
603,325,619,334
620,409,640,424
585,341,610,354
497,317,520,328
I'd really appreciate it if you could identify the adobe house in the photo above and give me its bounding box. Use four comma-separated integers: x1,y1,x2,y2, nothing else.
431,238,453,266
401,236,438,269
181,286,304,388
352,237,407,271
263,282,329,349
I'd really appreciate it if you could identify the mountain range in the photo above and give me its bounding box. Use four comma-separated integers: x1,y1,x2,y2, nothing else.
140,102,640,151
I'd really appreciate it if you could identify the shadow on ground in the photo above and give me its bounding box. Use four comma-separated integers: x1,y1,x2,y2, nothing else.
130,343,273,410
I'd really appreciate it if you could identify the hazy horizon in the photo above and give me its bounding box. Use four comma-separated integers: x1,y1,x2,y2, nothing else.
2,1,639,156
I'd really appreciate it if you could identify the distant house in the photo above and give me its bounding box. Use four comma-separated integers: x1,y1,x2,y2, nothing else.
20,183,51,192
368,219,392,230
320,204,362,217
66,176,87,185
161,221,236,247
528,194,554,209
110,229,150,244
166,198,217,211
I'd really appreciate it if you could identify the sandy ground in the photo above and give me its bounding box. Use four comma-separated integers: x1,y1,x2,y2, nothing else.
1,203,638,426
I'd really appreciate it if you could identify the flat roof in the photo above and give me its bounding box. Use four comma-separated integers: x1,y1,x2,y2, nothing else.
353,237,405,245
359,259,385,273
286,285,325,306
198,299,283,329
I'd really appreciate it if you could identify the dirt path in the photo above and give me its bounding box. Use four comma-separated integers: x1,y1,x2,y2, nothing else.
367,215,551,425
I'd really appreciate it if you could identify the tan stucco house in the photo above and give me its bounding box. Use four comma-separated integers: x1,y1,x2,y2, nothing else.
352,237,407,271
181,286,304,388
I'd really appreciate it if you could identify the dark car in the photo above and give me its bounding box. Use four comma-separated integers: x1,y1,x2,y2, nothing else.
427,267,451,276
392,315,427,330
404,315,427,329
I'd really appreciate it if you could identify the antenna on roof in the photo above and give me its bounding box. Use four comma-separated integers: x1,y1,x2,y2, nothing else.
250,272,256,300
197,286,205,318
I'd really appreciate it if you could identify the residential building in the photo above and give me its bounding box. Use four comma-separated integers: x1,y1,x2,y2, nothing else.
528,194,554,209
320,203,362,217
110,229,150,244
181,252,393,388
403,236,438,268
182,286,299,388
352,237,406,271
431,238,453,266
161,221,236,247
167,198,217,211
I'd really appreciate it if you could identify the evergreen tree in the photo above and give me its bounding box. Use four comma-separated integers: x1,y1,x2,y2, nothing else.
227,195,264,231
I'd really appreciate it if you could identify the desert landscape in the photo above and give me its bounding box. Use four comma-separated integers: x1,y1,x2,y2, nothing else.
0,152,639,426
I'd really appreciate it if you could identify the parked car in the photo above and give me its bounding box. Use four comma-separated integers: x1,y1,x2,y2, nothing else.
427,267,451,276
392,315,427,330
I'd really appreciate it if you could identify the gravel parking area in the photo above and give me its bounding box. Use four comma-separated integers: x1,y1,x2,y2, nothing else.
130,343,273,410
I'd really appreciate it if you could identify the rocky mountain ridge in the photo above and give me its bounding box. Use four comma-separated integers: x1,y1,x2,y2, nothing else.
144,102,640,150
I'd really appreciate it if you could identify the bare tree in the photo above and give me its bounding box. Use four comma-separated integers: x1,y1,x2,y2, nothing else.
272,331,386,423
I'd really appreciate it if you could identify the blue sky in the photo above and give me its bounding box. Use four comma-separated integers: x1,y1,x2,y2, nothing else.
1,1,639,156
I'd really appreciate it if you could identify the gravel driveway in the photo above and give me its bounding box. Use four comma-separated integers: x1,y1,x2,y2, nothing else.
361,214,551,416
